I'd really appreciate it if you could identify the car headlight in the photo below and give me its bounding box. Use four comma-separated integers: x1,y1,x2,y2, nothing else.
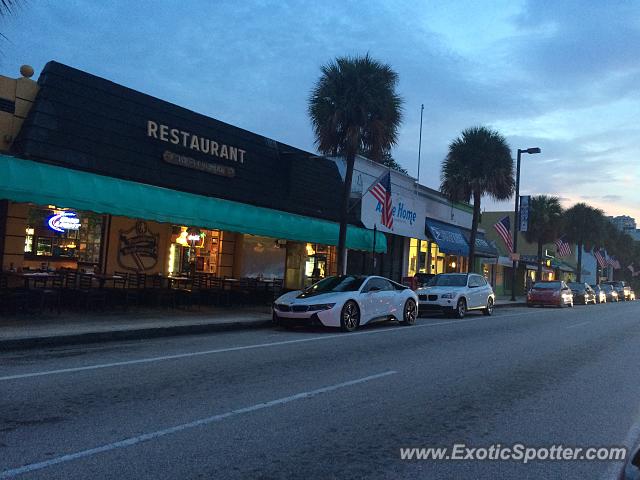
441,293,455,299
307,303,336,311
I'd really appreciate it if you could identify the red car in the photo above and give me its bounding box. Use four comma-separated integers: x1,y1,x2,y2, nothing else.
527,281,574,308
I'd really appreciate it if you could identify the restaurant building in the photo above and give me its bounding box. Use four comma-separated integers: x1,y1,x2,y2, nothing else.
0,62,384,290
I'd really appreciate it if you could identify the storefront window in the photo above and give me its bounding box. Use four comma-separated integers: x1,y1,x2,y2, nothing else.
168,226,221,275
408,238,419,277
304,243,335,286
410,239,468,276
24,206,103,267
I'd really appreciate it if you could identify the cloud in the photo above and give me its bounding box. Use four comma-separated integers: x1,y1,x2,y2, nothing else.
0,0,637,221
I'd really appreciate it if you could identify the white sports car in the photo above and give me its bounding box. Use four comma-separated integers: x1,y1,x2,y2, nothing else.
273,275,419,332
416,273,495,318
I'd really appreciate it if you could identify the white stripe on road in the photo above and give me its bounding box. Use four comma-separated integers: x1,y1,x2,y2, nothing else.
0,310,538,382
566,321,592,329
0,370,396,479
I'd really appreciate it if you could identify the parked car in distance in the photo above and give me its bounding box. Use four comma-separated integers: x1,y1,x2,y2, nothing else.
599,283,619,302
590,284,607,303
416,273,495,319
630,289,636,301
603,281,631,301
272,275,418,332
567,282,597,305
527,281,574,308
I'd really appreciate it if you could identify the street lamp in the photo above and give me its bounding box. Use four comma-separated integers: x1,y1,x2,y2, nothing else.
510,147,541,301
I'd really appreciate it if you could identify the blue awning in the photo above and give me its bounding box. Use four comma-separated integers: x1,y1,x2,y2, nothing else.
462,231,498,258
425,218,469,256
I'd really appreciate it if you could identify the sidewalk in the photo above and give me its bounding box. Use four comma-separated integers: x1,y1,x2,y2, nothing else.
0,306,273,350
1,296,528,351
495,295,527,308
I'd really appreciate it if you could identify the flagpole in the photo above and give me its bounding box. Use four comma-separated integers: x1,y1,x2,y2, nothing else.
417,104,424,183
372,224,377,274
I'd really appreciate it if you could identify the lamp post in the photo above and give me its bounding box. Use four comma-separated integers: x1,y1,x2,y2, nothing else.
510,147,541,301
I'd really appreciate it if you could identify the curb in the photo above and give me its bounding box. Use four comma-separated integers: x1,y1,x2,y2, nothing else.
0,318,273,351
494,302,527,308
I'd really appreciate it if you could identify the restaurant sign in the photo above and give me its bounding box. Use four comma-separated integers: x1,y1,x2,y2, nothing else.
163,151,235,178
118,221,159,271
147,120,246,163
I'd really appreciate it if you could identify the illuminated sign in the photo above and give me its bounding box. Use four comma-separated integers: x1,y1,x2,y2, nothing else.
175,228,206,248
47,212,80,232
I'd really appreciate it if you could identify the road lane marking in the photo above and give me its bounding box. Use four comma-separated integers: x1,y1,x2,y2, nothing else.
0,311,540,382
0,370,397,478
565,321,592,329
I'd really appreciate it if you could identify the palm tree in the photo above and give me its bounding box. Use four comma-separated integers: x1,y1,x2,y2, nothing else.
441,126,514,272
524,195,563,280
308,54,402,274
0,0,19,16
563,203,606,281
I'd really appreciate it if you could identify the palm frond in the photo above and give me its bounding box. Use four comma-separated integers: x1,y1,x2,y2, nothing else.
308,53,403,160
440,126,514,203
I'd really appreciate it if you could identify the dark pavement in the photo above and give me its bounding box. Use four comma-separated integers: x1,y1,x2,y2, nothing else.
1,301,639,479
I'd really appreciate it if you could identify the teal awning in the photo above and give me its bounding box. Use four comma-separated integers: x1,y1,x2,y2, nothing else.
0,155,386,252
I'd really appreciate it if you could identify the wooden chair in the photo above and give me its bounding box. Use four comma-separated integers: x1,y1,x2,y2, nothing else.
77,273,108,310
0,274,29,314
146,274,176,309
31,275,63,314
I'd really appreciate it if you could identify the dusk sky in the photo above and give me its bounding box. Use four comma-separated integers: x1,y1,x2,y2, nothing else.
1,1,638,219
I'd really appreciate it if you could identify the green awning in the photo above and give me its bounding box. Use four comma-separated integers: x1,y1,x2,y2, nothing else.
0,155,386,252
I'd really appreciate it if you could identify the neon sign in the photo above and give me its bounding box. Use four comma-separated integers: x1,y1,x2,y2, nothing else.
47,212,80,232
175,228,206,248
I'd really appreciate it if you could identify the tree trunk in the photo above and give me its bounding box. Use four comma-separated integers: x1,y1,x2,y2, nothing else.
337,152,356,275
576,241,583,282
537,239,543,280
468,191,481,273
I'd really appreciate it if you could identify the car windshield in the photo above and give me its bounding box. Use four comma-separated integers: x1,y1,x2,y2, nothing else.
601,285,613,292
567,282,585,291
533,282,562,290
299,276,366,297
427,274,468,287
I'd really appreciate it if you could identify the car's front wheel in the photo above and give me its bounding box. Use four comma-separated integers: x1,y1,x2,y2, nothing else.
340,300,360,332
454,298,467,319
483,297,494,316
401,299,417,325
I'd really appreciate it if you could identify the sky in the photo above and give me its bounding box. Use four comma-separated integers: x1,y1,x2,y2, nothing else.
1,0,639,220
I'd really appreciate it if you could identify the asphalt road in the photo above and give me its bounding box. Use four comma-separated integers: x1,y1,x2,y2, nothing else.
1,301,640,479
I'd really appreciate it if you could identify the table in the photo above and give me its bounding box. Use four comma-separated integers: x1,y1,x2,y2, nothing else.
9,272,61,289
91,273,125,289
166,276,190,289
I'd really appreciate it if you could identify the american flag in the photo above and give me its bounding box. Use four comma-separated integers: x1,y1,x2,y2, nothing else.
493,216,513,253
554,236,572,257
369,170,394,229
607,256,621,270
593,249,607,268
